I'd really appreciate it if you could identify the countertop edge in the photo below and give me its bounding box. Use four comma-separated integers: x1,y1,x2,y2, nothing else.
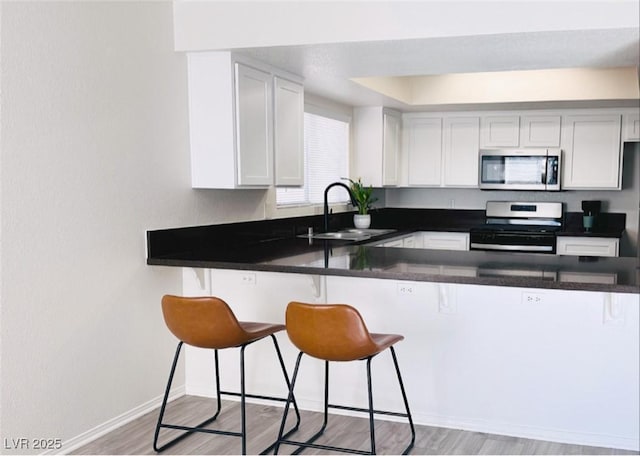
147,258,640,294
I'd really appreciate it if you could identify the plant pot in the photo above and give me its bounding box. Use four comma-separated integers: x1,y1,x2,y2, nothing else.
354,214,371,229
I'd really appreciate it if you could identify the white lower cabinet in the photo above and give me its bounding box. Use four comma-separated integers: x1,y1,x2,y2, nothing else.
375,232,467,251
381,238,404,248
556,236,619,257
421,231,470,251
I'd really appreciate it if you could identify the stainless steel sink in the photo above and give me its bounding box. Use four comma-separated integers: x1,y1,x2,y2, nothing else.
340,229,396,236
300,232,370,241
298,228,396,242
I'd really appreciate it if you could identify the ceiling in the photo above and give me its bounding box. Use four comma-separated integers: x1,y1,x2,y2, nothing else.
238,27,640,110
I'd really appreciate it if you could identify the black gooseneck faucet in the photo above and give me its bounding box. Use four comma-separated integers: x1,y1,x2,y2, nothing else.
323,182,358,232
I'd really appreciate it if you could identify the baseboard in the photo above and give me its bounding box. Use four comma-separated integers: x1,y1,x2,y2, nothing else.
47,385,186,455
409,411,640,453
185,384,639,451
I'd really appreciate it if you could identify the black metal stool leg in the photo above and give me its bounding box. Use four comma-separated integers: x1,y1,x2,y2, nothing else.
274,351,304,454
153,342,183,452
259,335,301,455
289,360,329,455
366,357,376,455
214,349,222,413
390,346,415,455
153,342,225,452
270,335,301,430
240,345,248,455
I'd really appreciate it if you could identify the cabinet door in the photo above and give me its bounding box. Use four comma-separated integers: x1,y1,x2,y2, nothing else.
480,116,519,148
556,237,619,257
520,115,561,147
406,117,442,186
443,117,480,187
383,110,401,186
421,232,470,251
623,113,640,142
274,77,304,186
383,238,404,248
561,114,622,189
235,63,273,186
403,235,415,248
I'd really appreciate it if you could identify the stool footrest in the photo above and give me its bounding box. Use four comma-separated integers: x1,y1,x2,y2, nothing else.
221,390,292,403
328,402,410,419
159,423,242,438
277,438,372,455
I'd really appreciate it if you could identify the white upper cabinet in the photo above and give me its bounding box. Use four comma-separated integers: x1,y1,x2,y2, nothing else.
622,113,640,142
187,52,303,189
561,114,622,190
353,107,401,187
383,110,401,186
520,115,561,147
443,117,480,187
274,77,304,186
235,63,273,186
480,116,519,148
480,114,562,148
404,116,443,186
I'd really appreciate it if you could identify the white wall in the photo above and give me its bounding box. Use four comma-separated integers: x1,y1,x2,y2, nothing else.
0,2,267,453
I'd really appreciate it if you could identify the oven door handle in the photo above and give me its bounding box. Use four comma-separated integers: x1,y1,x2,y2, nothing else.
470,243,554,252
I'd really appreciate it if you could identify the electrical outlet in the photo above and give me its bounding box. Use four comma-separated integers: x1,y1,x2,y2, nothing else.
522,292,544,304
397,283,414,296
241,273,256,286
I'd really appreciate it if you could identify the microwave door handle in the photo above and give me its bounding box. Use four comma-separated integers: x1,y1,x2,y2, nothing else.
541,160,547,184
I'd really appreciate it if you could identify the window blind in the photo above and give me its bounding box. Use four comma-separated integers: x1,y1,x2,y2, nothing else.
276,112,349,206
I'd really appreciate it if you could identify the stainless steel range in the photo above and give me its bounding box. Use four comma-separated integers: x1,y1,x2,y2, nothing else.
470,201,563,254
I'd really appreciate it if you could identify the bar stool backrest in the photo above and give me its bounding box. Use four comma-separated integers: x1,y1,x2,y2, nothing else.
161,295,247,349
286,302,378,361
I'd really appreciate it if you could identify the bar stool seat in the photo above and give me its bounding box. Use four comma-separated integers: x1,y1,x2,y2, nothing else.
274,302,415,455
153,295,300,455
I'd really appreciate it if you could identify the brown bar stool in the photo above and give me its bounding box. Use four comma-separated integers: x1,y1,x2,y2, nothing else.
153,295,300,455
274,301,415,455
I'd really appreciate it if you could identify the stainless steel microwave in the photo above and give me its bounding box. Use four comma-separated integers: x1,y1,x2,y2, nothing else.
478,148,561,191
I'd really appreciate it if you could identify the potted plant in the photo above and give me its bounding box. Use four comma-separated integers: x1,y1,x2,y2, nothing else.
346,177,378,229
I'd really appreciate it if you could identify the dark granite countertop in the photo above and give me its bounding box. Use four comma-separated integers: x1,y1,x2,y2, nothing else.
147,209,639,294
556,212,626,237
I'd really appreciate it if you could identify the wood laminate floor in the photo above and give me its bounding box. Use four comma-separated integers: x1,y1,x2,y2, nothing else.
72,396,638,455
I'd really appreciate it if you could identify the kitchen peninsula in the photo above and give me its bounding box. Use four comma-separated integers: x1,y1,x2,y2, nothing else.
147,209,639,452
147,208,638,293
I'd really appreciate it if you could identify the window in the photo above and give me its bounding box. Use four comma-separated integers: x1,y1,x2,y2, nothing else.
276,111,350,206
